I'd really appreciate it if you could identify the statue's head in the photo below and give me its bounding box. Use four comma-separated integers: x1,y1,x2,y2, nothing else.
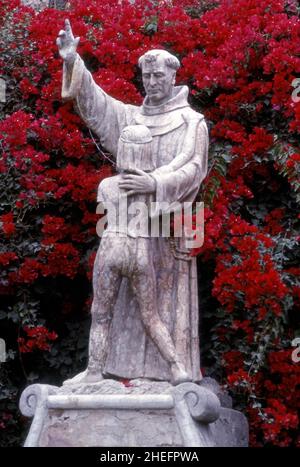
117,125,154,173
138,50,180,106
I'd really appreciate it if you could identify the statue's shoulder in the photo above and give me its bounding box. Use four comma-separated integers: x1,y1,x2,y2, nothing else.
181,106,205,123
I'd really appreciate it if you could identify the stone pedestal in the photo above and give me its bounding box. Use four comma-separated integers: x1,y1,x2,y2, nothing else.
19,378,248,447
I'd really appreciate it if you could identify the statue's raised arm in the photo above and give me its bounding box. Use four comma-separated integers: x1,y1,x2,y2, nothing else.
56,19,137,157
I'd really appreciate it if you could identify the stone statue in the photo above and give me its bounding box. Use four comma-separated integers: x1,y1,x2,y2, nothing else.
57,19,209,385
17,18,249,450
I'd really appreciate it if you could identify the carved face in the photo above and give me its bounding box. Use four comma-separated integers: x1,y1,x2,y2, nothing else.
141,55,176,105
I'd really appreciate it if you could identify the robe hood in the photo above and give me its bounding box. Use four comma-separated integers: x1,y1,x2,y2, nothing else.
142,85,190,116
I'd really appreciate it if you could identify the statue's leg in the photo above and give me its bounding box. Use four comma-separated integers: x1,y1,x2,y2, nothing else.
131,240,191,385
64,238,121,385
87,264,121,377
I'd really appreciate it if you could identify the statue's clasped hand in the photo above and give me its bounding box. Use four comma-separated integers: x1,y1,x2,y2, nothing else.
119,168,156,197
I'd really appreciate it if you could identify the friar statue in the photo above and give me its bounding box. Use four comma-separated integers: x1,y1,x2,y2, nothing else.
57,19,209,385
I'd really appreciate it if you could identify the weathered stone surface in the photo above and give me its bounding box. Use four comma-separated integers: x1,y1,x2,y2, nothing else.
39,408,183,447
20,379,248,447
210,408,249,447
60,378,173,395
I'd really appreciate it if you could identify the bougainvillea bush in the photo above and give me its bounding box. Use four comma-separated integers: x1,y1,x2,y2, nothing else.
0,0,299,447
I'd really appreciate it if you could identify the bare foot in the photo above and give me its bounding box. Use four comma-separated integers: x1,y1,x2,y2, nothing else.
63,369,104,385
171,362,191,386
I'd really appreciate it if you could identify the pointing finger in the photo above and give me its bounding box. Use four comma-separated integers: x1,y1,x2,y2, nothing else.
65,19,71,32
65,19,74,38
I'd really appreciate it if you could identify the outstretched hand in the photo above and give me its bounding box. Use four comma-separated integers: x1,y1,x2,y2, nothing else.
56,19,80,62
119,169,156,197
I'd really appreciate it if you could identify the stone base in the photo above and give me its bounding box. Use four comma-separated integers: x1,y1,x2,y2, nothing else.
19,378,248,447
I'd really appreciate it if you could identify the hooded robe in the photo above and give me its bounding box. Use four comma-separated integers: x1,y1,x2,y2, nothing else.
61,54,209,382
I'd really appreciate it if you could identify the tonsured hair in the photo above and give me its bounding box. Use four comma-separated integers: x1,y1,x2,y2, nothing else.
138,49,180,71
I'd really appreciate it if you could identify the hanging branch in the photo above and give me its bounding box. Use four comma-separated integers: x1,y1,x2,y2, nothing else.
88,128,116,167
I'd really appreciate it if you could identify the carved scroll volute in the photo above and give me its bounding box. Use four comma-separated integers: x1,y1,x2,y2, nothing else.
173,383,220,423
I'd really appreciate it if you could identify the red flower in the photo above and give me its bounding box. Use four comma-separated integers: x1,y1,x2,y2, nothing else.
0,213,16,237
18,325,58,353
